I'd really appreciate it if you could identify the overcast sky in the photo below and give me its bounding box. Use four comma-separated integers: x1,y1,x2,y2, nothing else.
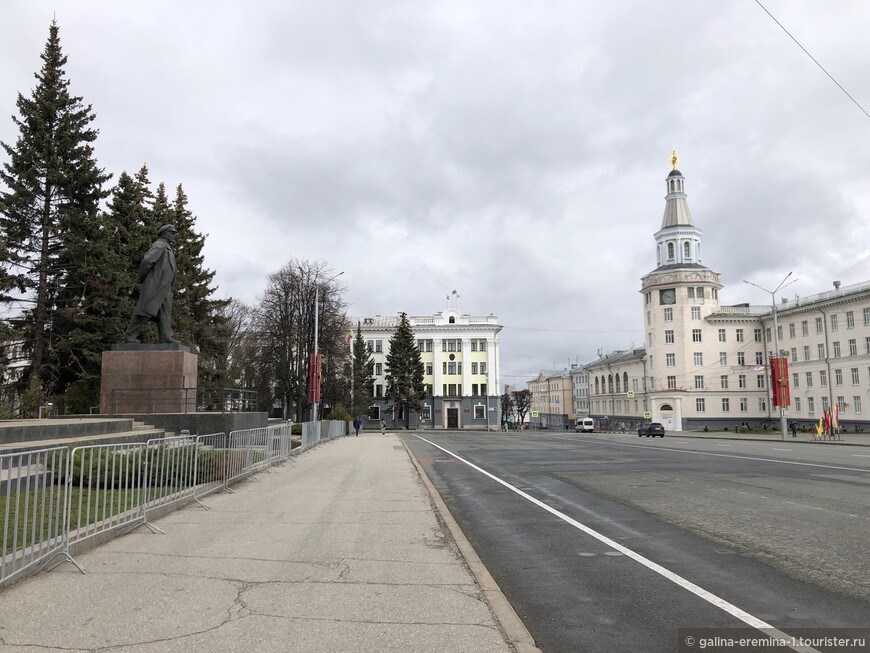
2,1,870,388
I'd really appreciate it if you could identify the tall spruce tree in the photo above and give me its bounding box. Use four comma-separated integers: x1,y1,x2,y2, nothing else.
351,322,374,419
0,21,111,399
385,312,425,429
170,183,230,386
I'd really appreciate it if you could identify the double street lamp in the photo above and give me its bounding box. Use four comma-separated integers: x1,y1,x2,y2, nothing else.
743,272,798,441
312,270,344,423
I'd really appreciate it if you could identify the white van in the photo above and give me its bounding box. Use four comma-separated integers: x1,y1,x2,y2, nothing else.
574,417,595,433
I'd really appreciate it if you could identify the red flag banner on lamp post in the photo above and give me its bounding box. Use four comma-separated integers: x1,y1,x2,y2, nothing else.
308,353,323,403
308,353,316,403
770,357,790,407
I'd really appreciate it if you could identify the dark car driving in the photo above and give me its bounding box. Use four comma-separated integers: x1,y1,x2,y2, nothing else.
638,422,665,437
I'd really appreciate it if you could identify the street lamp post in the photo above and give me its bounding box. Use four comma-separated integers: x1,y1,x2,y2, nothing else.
312,271,344,424
743,272,798,441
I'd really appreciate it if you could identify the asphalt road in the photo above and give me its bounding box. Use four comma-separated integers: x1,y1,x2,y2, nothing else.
401,431,870,653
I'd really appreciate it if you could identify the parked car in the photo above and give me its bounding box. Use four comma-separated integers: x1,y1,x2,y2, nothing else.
574,417,595,433
638,422,665,437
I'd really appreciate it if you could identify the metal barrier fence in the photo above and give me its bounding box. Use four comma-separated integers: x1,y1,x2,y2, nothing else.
1,447,72,586
1,420,350,589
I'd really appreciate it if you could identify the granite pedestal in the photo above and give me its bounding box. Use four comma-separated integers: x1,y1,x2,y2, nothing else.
100,343,198,414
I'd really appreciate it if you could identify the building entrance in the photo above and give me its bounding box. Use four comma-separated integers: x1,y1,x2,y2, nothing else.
447,408,459,429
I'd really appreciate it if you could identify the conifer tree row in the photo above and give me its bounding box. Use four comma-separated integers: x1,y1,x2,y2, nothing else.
0,22,232,413
385,312,425,428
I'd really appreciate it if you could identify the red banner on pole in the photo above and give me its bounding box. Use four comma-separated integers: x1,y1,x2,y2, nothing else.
315,353,322,403
770,357,790,407
308,353,316,403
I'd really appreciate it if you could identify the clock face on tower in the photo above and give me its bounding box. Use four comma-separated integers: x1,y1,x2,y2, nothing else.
660,288,676,305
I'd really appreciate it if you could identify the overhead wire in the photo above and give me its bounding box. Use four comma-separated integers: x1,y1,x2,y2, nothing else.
754,0,870,121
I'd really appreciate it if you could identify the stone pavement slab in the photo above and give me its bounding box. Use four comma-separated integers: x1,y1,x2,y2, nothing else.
0,434,516,653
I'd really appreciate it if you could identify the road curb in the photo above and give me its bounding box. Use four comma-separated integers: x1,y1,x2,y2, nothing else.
400,437,543,653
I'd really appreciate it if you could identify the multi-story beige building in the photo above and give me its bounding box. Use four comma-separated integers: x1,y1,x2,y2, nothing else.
357,307,502,429
581,158,870,432
528,369,573,429
525,158,870,432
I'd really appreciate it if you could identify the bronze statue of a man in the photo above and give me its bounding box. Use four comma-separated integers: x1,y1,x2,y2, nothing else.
124,224,180,344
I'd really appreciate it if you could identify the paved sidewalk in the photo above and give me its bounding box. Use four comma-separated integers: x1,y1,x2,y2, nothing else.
0,434,527,653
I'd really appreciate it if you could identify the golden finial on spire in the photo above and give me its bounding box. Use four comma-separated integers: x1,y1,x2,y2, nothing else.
669,148,679,170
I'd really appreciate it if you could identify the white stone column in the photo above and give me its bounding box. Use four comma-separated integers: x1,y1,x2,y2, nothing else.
462,338,471,396
487,338,497,396
433,340,442,397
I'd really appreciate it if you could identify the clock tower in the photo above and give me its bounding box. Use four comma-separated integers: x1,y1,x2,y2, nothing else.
640,152,722,430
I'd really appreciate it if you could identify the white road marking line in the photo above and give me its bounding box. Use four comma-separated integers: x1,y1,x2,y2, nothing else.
574,437,870,473
716,444,731,447
772,448,791,451
852,454,870,458
412,434,820,652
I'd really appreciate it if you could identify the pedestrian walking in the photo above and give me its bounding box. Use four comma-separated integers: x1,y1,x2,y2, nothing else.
790,421,798,438
380,419,386,434
352,417,361,437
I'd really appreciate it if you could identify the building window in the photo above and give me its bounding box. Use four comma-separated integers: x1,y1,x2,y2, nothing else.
376,384,383,397
803,346,811,361
481,384,487,395
739,374,747,388
846,311,855,329
367,340,374,352
788,323,795,338
720,375,728,389
808,396,815,414
684,242,691,258
759,398,767,412
740,398,748,412
471,362,478,375
480,362,487,375
757,375,765,389
694,352,703,366
806,372,813,388
756,352,764,365
470,340,477,352
865,308,870,326
667,375,677,389
818,344,826,359
471,383,478,396
694,375,704,389
448,362,457,375
375,363,383,375
835,369,843,386
426,363,432,375
448,383,458,396
718,329,726,342
665,330,674,344
474,404,485,419
687,287,695,299
801,320,809,336
722,398,730,412
852,368,860,384
375,340,383,353
720,352,727,366
831,314,839,332
754,328,762,342
696,398,705,412
866,337,870,355
736,328,744,342
820,370,827,386
666,353,675,367
833,341,841,358
691,307,701,320
795,397,801,413
849,339,857,356
697,287,705,299
854,396,863,414
664,308,673,322
816,317,823,333
766,327,772,342
792,372,799,388
738,352,745,365
789,347,796,363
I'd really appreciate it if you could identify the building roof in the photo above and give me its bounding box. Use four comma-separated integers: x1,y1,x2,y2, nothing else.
584,348,646,370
